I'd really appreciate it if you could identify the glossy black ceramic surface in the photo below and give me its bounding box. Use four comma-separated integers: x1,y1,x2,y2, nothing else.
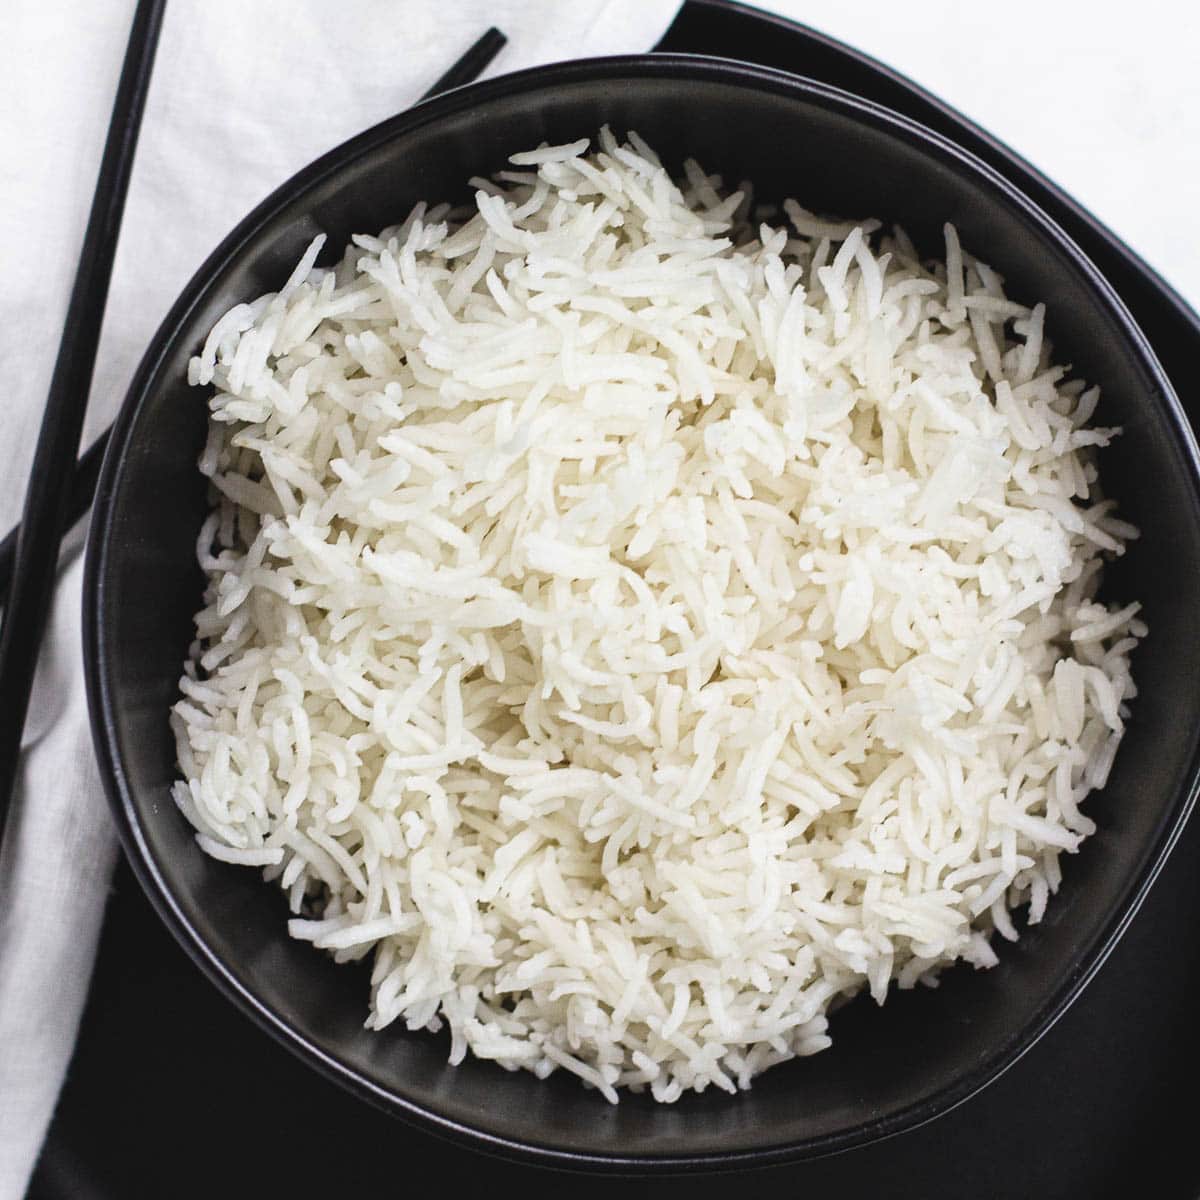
82,53,1200,1171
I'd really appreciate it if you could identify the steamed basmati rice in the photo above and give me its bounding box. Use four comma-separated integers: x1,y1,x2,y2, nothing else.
171,128,1144,1103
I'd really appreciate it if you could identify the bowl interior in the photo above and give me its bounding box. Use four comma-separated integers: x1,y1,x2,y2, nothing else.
87,57,1200,1168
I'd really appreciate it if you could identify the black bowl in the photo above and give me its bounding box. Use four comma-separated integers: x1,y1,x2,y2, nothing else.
83,54,1200,1171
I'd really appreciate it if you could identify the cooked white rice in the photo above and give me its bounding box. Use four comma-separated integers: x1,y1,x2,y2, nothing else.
171,127,1144,1104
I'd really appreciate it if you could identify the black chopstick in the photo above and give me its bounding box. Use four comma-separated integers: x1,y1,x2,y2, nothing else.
0,26,508,615
424,26,507,97
0,0,166,830
0,430,110,607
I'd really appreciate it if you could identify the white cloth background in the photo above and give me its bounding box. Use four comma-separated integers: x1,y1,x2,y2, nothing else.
0,1,1196,1196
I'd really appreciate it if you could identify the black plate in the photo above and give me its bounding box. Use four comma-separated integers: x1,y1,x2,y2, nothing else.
31,4,1200,1196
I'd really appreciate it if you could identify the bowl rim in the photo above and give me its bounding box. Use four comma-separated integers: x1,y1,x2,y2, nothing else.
83,50,1200,1172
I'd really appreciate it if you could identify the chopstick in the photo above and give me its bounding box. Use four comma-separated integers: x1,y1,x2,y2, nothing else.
0,25,508,614
424,25,507,96
0,430,110,607
0,0,166,828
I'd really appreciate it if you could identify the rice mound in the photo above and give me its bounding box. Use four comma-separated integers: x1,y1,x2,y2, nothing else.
172,128,1144,1103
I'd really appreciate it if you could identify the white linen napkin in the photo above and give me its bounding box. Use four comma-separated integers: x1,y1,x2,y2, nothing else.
0,2,680,1194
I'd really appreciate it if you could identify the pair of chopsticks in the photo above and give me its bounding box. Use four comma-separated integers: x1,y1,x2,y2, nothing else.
0,11,508,838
